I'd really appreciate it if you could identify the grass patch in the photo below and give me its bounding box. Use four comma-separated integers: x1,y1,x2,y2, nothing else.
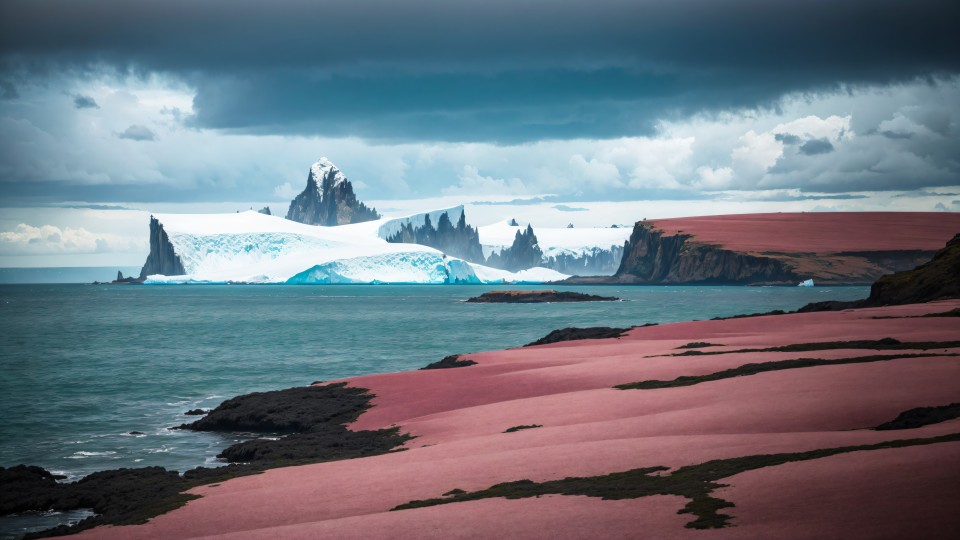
874,403,960,430
391,433,960,529
666,338,960,357
615,353,958,390
504,424,543,433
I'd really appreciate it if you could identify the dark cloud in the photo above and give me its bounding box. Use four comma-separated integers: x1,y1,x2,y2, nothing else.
774,133,802,145
117,124,155,141
72,94,99,109
1,80,18,99
880,130,913,140
799,138,835,155
553,204,588,212
2,0,958,142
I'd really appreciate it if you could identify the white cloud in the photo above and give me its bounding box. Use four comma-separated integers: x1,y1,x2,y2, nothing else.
442,165,528,195
272,182,300,199
0,223,145,255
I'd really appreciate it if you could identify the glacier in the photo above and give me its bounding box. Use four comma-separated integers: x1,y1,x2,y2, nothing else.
142,210,567,285
478,219,632,275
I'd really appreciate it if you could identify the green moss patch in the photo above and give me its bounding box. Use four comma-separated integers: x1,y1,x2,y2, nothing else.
391,433,960,529
667,338,960,357
874,403,960,430
616,353,958,390
676,342,723,349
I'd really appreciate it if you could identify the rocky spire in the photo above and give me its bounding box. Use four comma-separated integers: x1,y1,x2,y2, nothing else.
285,158,380,226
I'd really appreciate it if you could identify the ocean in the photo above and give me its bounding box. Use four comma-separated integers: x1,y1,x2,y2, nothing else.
0,284,868,483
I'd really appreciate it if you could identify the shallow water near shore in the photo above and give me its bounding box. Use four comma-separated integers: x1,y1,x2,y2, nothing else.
0,284,869,484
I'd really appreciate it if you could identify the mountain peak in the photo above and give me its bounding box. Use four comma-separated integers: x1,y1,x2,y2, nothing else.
309,157,347,191
287,158,380,226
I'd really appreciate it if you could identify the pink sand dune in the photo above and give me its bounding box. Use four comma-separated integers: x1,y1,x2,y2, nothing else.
78,300,960,539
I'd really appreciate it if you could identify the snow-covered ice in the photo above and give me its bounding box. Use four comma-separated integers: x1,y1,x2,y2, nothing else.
143,211,566,285
478,219,632,259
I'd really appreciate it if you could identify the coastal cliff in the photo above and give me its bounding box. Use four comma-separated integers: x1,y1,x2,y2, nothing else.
286,158,380,226
568,213,958,285
607,222,798,285
139,217,186,278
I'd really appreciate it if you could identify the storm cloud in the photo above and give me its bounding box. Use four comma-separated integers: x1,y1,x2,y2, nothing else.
2,0,958,142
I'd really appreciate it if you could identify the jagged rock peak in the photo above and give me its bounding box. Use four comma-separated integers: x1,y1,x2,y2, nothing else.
309,157,348,192
286,158,380,226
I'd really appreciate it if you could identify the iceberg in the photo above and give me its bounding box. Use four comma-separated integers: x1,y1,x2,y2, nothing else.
140,211,567,285
798,278,815,287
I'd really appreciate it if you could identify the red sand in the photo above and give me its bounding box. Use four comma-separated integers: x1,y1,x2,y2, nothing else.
646,212,960,253
78,300,960,539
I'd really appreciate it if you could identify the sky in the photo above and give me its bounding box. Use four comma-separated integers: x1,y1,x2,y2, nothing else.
1,0,959,267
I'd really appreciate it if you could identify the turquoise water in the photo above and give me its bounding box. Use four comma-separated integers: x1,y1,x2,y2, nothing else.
0,284,870,481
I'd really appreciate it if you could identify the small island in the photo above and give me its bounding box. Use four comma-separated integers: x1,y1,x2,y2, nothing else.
466,290,620,303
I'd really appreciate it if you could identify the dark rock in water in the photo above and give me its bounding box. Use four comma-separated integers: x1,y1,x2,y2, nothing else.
128,431,144,435
798,232,960,312
139,216,186,278
286,158,380,226
184,409,207,416
5,382,412,537
386,210,485,263
467,290,619,303
181,383,411,465
420,354,477,370
485,225,543,272
525,326,634,347
180,383,372,434
94,270,146,285
1,465,62,515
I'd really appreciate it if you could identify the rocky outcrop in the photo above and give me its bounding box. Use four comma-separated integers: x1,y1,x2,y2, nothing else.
608,222,798,285
466,290,619,303
385,210,485,263
285,158,380,226
485,225,544,272
139,216,186,278
257,206,272,215
800,232,960,311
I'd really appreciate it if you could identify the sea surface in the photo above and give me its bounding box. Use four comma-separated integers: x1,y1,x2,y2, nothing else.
0,283,869,534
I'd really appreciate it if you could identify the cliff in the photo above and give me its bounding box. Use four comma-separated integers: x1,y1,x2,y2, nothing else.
485,225,544,272
139,216,186,278
385,210,485,263
569,212,960,285
610,222,798,285
285,158,380,226
800,232,960,311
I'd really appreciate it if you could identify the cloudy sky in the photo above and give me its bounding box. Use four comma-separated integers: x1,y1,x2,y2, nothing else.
1,0,959,267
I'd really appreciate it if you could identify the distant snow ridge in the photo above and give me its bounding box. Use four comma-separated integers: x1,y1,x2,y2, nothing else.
141,211,566,285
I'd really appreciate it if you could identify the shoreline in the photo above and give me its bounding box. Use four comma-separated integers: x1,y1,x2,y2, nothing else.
7,297,958,539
